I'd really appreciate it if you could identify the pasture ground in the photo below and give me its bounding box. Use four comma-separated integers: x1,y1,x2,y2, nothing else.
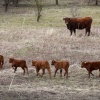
0,1,100,100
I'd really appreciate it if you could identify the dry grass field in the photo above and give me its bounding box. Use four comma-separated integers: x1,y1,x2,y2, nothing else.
0,1,100,100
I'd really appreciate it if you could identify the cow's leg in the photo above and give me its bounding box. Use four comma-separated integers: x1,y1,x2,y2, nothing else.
85,29,88,36
14,67,17,73
36,68,39,76
90,72,94,76
2,60,4,66
73,29,76,35
86,28,90,36
64,72,66,76
99,69,100,77
0,64,2,69
25,66,29,74
87,28,91,36
22,67,25,75
12,64,15,70
47,68,51,78
65,69,68,79
54,68,58,77
60,69,62,77
70,30,73,36
41,69,45,77
88,71,91,78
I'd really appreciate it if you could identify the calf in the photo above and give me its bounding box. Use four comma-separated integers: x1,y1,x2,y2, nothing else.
0,55,4,69
81,61,100,78
32,60,51,78
9,58,29,75
51,60,69,79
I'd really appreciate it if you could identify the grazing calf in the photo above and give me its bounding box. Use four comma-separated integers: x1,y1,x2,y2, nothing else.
0,55,4,69
51,60,69,79
32,60,51,78
9,58,29,75
81,61,100,78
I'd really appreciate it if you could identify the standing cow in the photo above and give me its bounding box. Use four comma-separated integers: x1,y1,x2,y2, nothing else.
63,17,92,36
81,61,100,78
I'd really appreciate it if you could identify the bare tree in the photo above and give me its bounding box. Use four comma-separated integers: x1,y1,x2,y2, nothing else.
88,0,99,5
35,0,42,22
13,0,19,7
55,0,59,5
4,0,19,12
95,0,98,5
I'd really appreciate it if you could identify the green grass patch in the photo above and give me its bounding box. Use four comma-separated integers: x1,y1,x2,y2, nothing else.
0,6,100,29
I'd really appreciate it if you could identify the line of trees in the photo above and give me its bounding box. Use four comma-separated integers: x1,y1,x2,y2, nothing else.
55,0,99,5
88,0,99,5
4,0,60,21
4,0,19,12
3,0,99,22
4,0,59,11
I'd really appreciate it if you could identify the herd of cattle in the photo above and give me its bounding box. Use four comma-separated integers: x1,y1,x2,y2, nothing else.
0,16,97,79
63,17,92,36
0,55,100,79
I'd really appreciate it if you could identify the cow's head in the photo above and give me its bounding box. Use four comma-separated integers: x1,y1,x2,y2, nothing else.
63,17,70,25
51,60,56,65
81,61,88,68
32,60,36,66
9,58,14,63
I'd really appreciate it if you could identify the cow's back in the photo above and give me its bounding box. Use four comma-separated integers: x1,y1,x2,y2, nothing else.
55,61,69,69
91,62,100,70
35,60,49,69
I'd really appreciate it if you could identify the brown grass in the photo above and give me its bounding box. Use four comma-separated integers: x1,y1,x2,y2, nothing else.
0,27,100,100
0,2,100,100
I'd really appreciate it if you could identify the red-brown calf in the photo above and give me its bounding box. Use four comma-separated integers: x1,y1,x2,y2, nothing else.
51,60,69,79
9,58,29,75
0,55,4,69
81,61,100,78
32,60,51,78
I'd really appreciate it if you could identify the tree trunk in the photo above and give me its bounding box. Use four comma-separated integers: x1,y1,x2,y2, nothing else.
35,0,42,22
5,0,9,12
95,0,98,5
55,0,59,5
14,0,19,7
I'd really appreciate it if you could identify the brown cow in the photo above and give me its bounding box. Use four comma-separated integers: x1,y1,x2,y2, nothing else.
63,17,92,36
32,60,51,78
81,61,100,78
9,58,29,75
51,60,69,79
0,55,4,69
